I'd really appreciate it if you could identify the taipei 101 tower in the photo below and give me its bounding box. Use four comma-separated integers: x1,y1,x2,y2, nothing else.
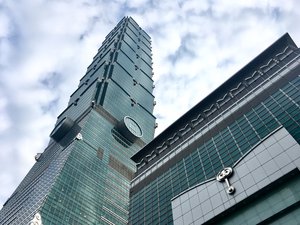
0,17,156,225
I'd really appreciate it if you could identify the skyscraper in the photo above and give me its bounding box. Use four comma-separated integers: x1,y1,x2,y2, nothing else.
0,17,156,225
129,33,300,224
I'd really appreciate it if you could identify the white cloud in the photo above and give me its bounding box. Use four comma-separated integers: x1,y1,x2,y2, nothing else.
1,0,300,208
0,95,10,133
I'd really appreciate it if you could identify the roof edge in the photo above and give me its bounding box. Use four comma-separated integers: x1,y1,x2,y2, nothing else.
132,33,297,163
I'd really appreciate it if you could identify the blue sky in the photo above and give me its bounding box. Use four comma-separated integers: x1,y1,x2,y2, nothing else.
1,0,300,207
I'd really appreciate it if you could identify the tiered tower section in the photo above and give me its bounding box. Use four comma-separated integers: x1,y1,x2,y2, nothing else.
0,16,156,225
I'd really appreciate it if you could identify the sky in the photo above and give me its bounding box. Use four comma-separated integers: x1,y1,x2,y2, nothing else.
1,0,300,207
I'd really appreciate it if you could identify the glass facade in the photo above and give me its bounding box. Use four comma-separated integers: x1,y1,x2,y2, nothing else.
0,17,155,225
216,175,300,225
171,126,300,224
129,35,300,225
